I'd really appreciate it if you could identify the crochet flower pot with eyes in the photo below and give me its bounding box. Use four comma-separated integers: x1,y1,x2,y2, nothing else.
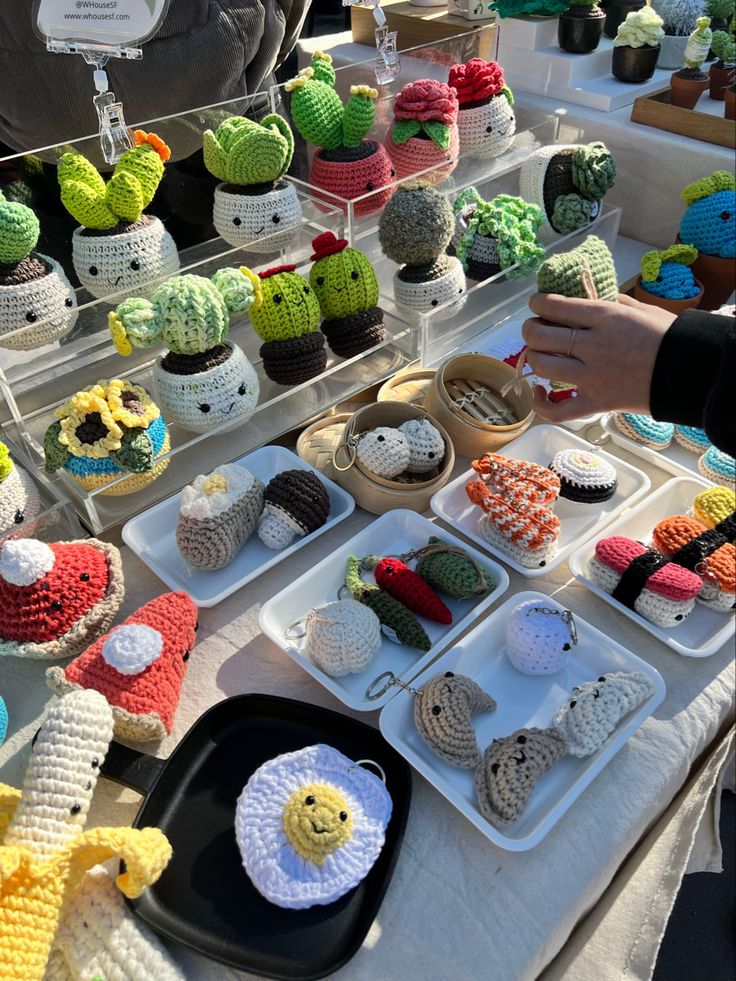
678,170,736,308
386,79,459,186
43,380,171,496
519,141,617,243
58,131,179,299
203,114,302,252
309,232,385,358
108,268,260,433
452,188,544,282
378,182,466,314
634,243,704,313
0,537,124,660
0,441,41,541
285,51,394,216
0,192,77,350
46,591,198,742
241,263,327,385
448,59,516,158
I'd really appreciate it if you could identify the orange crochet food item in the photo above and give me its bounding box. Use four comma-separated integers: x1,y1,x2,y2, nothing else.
652,514,736,606
471,453,560,507
466,479,560,550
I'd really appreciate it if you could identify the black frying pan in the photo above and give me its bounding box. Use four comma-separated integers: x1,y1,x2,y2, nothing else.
101,693,412,980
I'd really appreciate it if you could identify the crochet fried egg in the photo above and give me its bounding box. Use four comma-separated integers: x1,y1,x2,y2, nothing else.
235,744,392,909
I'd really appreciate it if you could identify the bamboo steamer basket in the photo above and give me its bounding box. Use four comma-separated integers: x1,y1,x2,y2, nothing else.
423,354,533,459
377,367,436,406
299,402,454,515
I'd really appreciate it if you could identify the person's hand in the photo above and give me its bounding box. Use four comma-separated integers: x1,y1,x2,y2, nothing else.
521,293,676,423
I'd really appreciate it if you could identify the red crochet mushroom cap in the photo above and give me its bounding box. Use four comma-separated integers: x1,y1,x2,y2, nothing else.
311,231,348,261
394,79,459,125
448,59,506,105
259,264,297,279
594,536,701,601
48,591,198,740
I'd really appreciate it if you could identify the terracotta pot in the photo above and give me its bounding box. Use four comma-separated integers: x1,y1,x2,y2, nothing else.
308,141,394,216
634,276,704,314
604,0,641,39
725,85,736,120
670,72,709,110
709,63,734,100
612,44,660,83
558,8,605,54
691,250,736,309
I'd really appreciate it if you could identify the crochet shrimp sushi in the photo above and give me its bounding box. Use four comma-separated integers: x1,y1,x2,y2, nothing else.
466,479,560,569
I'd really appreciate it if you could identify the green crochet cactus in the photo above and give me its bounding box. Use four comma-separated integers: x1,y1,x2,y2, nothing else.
108,267,256,357
0,191,40,265
309,233,379,319
202,114,295,186
0,442,14,483
58,131,170,231
345,556,431,651
454,188,545,280
242,264,321,342
712,21,736,63
285,51,378,151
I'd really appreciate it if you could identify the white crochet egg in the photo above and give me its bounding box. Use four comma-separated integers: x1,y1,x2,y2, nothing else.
398,418,445,473
235,744,392,909
303,599,381,677
505,599,575,675
356,427,410,479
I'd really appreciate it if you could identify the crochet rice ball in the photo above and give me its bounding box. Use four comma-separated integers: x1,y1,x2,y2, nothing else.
303,599,382,677
553,671,656,757
356,427,410,479
397,418,445,474
613,412,674,450
699,446,736,489
235,744,392,909
549,448,618,503
505,600,576,675
414,671,496,768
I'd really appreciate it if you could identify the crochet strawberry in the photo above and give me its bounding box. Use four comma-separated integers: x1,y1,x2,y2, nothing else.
362,555,452,624
46,591,198,741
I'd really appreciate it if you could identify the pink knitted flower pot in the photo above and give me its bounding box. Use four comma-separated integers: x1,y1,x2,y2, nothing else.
386,125,460,186
308,141,395,216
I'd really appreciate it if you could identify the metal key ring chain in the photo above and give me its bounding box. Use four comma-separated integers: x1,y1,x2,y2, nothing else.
365,671,420,701
348,759,387,784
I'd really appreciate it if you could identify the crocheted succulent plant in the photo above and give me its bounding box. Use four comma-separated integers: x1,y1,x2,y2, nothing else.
285,51,378,151
711,19,736,63
309,233,378,319
58,131,170,231
390,80,459,151
679,169,736,257
0,191,40,265
490,0,568,15
203,114,295,186
639,243,701,299
615,3,666,46
453,188,545,280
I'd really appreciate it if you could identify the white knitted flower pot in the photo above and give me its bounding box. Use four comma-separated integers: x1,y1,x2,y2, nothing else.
393,256,466,314
212,181,303,253
519,143,602,245
71,216,180,299
0,256,77,350
457,96,516,158
154,341,260,434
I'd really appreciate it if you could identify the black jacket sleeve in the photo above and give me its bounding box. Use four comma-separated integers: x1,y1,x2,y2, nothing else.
650,309,736,458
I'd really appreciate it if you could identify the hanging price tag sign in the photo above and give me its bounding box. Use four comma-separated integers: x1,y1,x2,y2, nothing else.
35,0,169,47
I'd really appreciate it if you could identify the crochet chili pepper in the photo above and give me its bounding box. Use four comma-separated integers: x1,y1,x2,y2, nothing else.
362,555,452,624
345,556,431,651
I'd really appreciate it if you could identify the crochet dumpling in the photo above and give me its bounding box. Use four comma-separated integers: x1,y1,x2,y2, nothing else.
414,671,496,768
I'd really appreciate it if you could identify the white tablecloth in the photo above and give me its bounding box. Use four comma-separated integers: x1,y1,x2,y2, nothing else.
1,434,734,981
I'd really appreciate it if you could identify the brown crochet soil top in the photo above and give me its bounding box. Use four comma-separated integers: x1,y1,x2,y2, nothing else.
542,150,576,222
320,142,377,163
160,343,232,376
264,468,329,533
220,179,283,196
398,254,455,283
78,215,151,237
0,254,51,286
459,95,493,111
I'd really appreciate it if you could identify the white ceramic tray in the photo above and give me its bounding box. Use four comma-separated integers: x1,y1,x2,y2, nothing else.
379,590,665,851
601,412,710,481
122,445,355,607
469,317,601,433
430,424,651,578
258,510,510,711
569,476,735,658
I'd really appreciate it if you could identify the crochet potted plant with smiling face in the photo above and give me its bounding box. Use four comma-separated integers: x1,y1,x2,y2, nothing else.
634,243,704,312
386,79,460,185
678,169,736,307
108,268,260,434
57,131,179,299
448,59,516,159
0,192,77,350
285,51,394,216
558,0,607,54
670,16,713,106
612,2,666,82
203,114,302,253
452,187,545,282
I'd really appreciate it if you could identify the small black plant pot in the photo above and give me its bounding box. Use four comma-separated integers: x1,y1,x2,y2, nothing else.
604,0,643,39
612,44,660,83
558,8,605,54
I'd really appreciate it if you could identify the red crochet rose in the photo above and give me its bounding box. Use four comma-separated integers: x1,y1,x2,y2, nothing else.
393,79,458,125
448,59,505,105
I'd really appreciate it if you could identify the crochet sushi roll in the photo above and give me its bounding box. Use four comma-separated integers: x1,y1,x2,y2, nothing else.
466,479,560,569
692,485,735,529
674,424,711,454
699,446,736,489
589,535,701,627
0,441,40,540
549,448,618,503
613,412,674,450
652,513,736,612
176,464,265,570
258,469,330,549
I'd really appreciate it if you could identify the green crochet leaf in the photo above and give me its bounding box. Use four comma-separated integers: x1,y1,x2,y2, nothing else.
0,194,40,265
202,129,229,182
392,119,422,145
423,120,451,150
105,170,145,223
110,429,155,473
43,421,69,473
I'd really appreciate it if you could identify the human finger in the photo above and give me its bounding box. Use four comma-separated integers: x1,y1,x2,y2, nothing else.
528,292,614,328
522,317,588,357
525,349,583,383
532,386,597,423
617,293,650,311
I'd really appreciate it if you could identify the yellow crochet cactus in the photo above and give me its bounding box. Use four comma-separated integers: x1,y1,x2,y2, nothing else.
0,690,171,981
0,442,13,483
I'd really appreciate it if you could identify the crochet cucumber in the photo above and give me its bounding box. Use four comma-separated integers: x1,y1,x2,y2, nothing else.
345,556,431,651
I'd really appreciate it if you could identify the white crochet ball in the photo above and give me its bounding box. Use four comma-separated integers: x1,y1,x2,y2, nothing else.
101,623,163,675
356,427,410,479
398,418,445,474
235,744,392,909
304,599,382,677
505,599,575,675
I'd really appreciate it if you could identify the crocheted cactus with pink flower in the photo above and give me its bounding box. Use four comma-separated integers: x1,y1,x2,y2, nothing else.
391,80,459,150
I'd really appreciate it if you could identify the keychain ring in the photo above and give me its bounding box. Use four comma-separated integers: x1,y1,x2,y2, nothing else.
365,671,396,701
284,619,307,640
332,440,357,472
351,759,387,784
